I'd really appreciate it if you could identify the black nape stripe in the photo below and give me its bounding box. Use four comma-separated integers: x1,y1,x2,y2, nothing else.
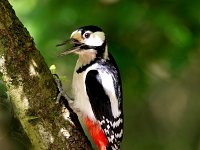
76,58,98,74
80,41,106,57
76,41,107,74
96,41,106,58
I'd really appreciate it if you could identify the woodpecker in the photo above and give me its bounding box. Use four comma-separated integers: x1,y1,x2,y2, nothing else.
59,25,123,150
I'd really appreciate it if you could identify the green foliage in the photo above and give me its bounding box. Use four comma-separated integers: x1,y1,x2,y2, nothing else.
7,0,200,149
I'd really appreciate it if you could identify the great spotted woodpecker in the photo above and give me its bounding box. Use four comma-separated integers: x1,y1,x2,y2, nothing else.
59,25,123,150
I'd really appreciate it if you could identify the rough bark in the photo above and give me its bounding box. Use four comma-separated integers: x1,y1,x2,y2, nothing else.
0,0,92,149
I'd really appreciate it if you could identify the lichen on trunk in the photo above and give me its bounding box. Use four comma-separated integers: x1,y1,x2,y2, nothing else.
0,0,92,149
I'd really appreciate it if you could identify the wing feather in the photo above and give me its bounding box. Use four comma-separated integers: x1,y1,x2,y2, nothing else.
85,66,122,149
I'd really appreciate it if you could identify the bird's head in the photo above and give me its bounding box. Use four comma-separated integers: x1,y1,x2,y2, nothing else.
58,25,107,58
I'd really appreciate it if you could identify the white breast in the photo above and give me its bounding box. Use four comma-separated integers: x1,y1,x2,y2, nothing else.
72,61,97,121
72,59,121,121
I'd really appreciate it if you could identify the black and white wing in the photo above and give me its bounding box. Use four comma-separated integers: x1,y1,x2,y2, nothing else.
85,56,123,150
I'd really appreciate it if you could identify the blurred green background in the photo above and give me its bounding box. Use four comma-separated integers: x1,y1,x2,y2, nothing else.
1,0,200,149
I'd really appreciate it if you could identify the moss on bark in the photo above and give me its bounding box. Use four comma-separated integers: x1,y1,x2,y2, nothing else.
0,0,92,149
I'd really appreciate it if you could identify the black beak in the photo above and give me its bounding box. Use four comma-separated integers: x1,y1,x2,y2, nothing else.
56,39,72,47
56,39,83,55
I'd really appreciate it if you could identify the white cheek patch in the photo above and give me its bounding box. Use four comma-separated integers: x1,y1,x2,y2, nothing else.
85,32,105,46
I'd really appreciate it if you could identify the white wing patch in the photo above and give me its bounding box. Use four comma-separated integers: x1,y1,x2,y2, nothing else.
72,62,120,121
73,60,123,149
98,69,121,118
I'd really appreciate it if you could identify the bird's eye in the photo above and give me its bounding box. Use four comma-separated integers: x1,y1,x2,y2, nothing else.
83,32,91,39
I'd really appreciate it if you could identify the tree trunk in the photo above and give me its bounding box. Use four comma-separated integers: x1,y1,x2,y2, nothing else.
0,0,92,149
